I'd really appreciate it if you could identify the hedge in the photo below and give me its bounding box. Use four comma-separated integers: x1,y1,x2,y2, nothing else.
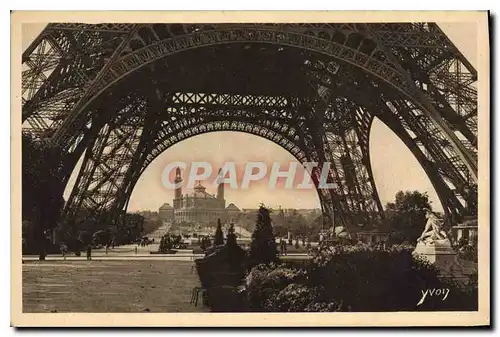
245,243,478,312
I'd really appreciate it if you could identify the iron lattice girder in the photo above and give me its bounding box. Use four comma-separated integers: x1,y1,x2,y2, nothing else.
166,91,383,227
385,35,478,145
378,108,465,222
303,56,475,189
385,98,471,187
374,98,468,220
30,23,408,144
62,89,391,229
63,100,147,221
63,94,476,229
300,60,469,224
45,23,137,34
23,23,476,124
373,95,472,218
22,24,138,140
22,23,477,173
22,27,133,115
302,57,471,219
303,68,385,226
21,22,479,229
361,24,477,180
62,91,339,223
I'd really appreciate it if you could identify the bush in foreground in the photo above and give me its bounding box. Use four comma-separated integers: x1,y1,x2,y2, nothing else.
245,243,478,312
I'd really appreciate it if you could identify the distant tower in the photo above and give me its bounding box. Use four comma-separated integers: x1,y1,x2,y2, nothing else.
174,167,182,209
217,168,224,201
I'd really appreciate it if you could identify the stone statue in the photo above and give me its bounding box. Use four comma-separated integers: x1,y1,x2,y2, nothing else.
417,209,449,245
413,209,466,279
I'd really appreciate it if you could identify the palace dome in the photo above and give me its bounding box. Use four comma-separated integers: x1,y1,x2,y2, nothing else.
226,203,240,211
159,203,173,210
190,181,216,199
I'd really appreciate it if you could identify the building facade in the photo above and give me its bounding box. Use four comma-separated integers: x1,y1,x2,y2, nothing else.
452,216,478,243
158,203,174,222
158,168,241,225
225,203,241,223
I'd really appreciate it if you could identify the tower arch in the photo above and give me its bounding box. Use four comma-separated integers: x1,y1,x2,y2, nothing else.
22,22,478,231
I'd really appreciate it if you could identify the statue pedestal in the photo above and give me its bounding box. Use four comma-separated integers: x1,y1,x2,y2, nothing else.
413,239,467,280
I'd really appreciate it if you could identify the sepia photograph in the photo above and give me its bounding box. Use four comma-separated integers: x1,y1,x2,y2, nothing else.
11,10,490,327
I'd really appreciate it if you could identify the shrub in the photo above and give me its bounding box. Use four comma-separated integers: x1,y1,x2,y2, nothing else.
453,238,478,262
245,242,478,312
272,283,318,312
304,301,344,312
196,231,248,312
245,264,306,311
214,219,224,246
248,205,278,269
226,223,238,247
307,242,468,311
245,264,344,312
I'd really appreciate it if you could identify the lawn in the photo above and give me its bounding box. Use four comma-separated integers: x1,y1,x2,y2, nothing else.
22,260,207,313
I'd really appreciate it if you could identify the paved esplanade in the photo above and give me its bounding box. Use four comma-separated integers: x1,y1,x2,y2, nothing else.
23,245,309,261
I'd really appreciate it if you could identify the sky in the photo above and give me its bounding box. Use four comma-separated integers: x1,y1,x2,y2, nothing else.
22,22,478,212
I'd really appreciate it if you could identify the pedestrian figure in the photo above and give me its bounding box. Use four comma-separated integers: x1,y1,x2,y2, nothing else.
135,246,138,255
86,245,92,261
60,243,68,260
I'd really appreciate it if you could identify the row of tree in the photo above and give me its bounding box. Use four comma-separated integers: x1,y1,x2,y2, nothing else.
233,209,322,241
22,130,476,259
136,210,163,235
384,190,434,243
232,191,436,246
246,189,482,269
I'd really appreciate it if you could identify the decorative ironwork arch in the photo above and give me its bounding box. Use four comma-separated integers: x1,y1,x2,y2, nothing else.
141,121,308,170
119,120,335,226
41,25,476,180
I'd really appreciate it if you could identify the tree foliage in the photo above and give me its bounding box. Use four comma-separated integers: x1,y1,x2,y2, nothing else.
214,218,224,246
226,223,238,247
137,210,163,235
385,190,432,244
22,134,66,259
248,205,278,268
453,237,478,262
119,213,145,244
236,208,322,240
